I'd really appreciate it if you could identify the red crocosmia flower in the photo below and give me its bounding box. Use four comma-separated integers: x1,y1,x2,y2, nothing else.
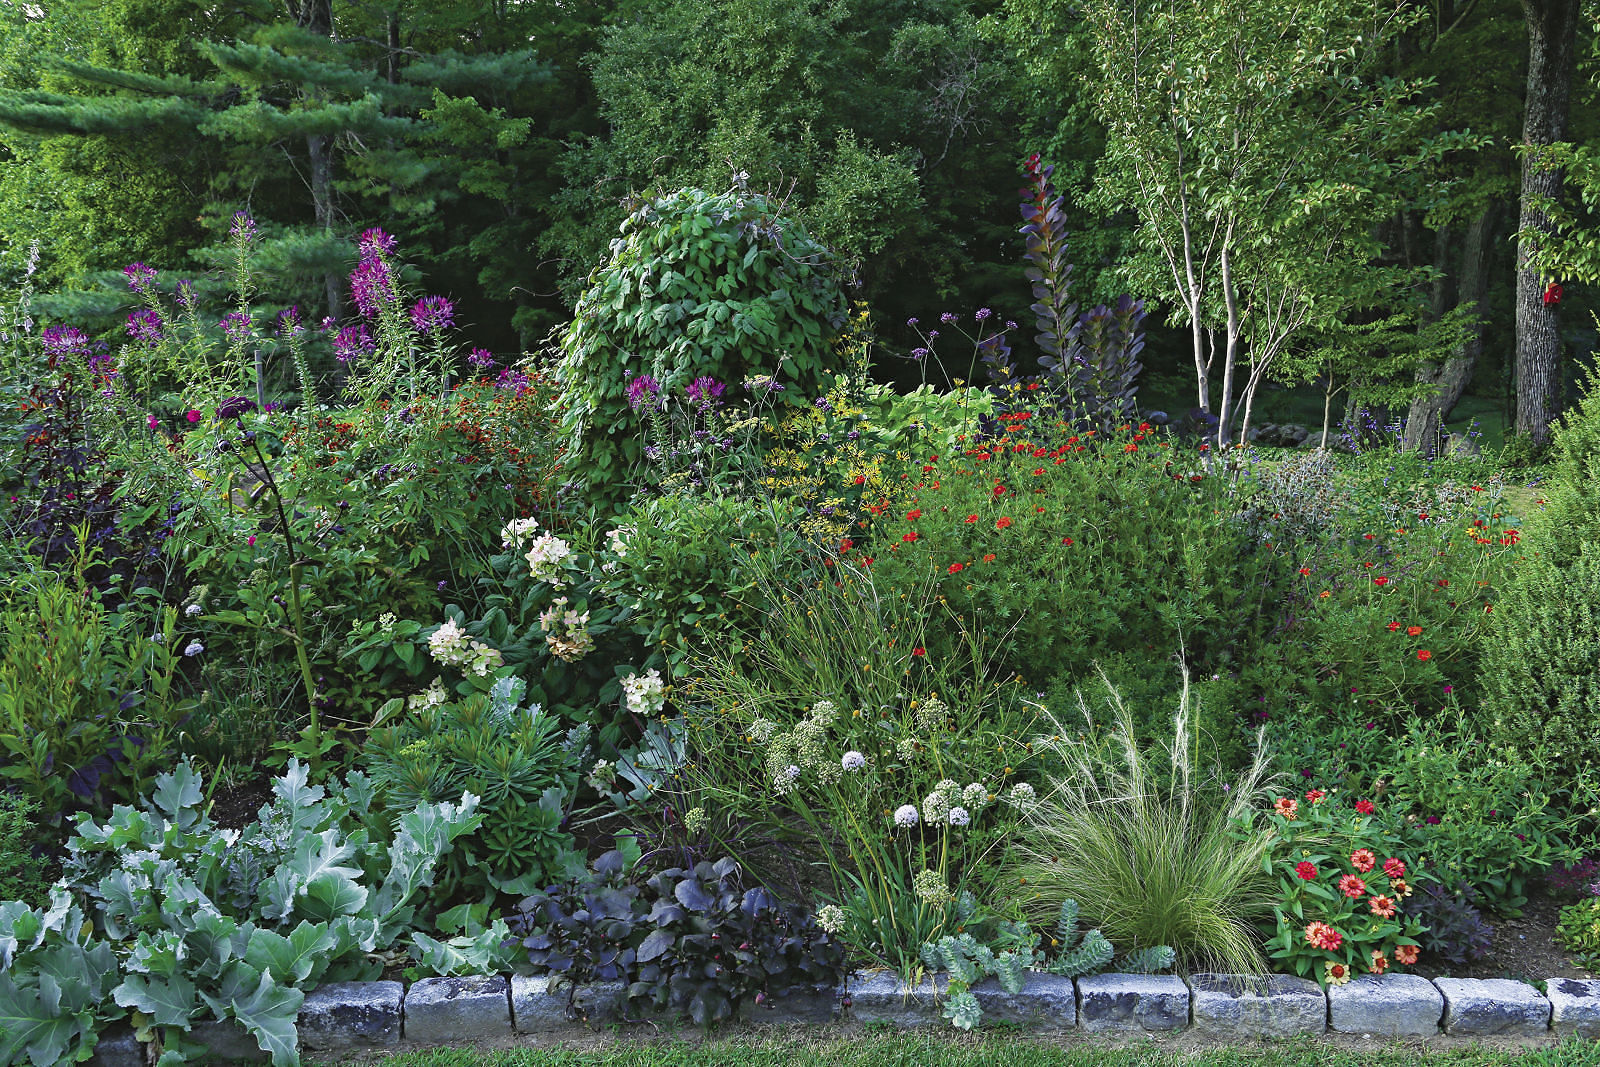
1061,537,1074,545
948,563,964,574
1124,443,1138,453
1355,800,1376,815
1436,580,1449,588
1417,649,1432,661
1373,576,1390,586
964,514,978,523
1406,626,1422,637
1295,861,1318,880
912,647,925,657
1364,533,1375,540
839,539,854,551
982,553,995,562
1386,621,1401,632
906,509,922,520
1033,468,1045,476
995,517,1013,530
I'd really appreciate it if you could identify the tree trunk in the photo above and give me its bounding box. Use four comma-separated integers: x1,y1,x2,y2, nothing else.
1404,206,1497,453
1515,0,1581,446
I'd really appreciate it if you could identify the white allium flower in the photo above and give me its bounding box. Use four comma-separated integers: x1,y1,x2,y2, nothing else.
922,792,950,823
894,804,920,827
809,700,838,723
816,904,846,933
947,806,971,827
841,750,866,772
784,764,801,780
184,603,202,617
749,718,777,744
963,782,989,809
1008,782,1037,804
183,641,204,657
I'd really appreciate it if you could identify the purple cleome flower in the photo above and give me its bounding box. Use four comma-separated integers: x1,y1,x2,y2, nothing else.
685,376,725,408
627,373,661,411
176,279,197,309
216,396,258,421
276,306,303,339
350,257,393,318
126,309,163,345
42,325,90,357
221,311,252,342
229,211,258,243
467,347,496,370
410,295,455,336
358,227,397,258
123,262,157,294
496,367,531,393
333,324,374,364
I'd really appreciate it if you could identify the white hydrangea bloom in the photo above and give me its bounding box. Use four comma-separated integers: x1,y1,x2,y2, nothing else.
524,533,573,586
500,516,540,550
620,668,666,716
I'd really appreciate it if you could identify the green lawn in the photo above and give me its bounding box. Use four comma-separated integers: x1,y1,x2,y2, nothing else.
320,1033,1600,1067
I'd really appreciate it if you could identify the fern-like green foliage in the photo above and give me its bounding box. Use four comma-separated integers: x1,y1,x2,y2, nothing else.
1119,945,1178,973
1480,361,1600,777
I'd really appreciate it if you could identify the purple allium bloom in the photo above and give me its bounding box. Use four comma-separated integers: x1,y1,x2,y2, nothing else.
216,396,257,420
176,279,197,309
409,295,455,335
333,324,374,364
126,309,163,345
467,347,496,370
221,311,252,342
685,376,725,408
41,325,90,357
350,257,393,318
975,307,992,321
123,262,157,294
229,211,257,243
358,227,397,258
627,373,661,411
276,306,303,338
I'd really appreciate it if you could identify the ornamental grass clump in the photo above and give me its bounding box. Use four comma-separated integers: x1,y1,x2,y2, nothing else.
1009,664,1276,974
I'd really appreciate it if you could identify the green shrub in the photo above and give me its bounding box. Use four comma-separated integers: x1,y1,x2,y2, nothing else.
554,184,849,509
0,792,49,907
364,677,583,900
1479,361,1600,780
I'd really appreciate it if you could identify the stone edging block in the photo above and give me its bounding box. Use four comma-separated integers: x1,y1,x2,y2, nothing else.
1436,977,1551,1036
298,980,403,1053
1327,973,1442,1037
1546,978,1600,1038
973,972,1077,1030
84,1026,143,1067
1188,973,1324,1037
845,972,945,1026
404,974,512,1045
1076,972,1189,1032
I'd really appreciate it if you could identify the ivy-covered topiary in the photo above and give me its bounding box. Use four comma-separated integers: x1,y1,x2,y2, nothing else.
553,183,850,510
1479,361,1600,777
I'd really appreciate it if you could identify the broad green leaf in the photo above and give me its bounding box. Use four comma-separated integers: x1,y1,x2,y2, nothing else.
113,972,198,1027
245,922,336,986
228,968,305,1067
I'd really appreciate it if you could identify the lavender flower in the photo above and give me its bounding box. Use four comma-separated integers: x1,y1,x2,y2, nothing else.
126,309,163,345
123,262,157,294
333,324,374,364
940,311,958,324
410,295,455,335
975,307,992,321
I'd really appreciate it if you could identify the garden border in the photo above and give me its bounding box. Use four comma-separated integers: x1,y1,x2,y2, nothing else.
82,972,1600,1065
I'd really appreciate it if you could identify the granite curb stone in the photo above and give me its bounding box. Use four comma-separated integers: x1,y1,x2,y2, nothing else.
298,980,404,1053
1076,973,1190,1032
972,973,1077,1030
1187,973,1325,1037
742,984,840,1024
844,972,945,1026
1327,973,1443,1037
187,1018,268,1062
404,975,512,1045
1545,978,1600,1038
1436,977,1551,1036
